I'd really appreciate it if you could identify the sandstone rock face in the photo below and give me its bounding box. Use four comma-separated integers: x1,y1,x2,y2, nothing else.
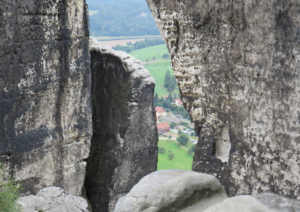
18,187,89,212
146,0,300,198
0,0,92,195
114,170,227,212
86,39,158,212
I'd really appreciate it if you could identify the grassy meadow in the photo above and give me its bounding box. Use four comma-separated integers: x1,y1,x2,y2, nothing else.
129,44,179,98
157,139,194,171
129,44,169,62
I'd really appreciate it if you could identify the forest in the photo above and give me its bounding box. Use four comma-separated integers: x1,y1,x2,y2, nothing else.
87,0,160,37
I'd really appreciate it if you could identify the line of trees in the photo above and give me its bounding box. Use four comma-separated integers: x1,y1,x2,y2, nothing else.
113,38,164,53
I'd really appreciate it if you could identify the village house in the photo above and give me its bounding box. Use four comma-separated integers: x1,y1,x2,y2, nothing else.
155,106,166,116
174,98,183,107
157,122,170,134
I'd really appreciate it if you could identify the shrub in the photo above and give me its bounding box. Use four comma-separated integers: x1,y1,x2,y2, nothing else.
0,163,22,212
168,151,174,160
158,147,166,154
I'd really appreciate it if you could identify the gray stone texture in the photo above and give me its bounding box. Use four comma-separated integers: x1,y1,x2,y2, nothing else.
146,0,300,198
18,187,90,212
114,170,228,212
0,0,92,195
86,39,158,212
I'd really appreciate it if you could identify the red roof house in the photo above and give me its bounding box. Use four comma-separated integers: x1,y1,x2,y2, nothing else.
155,106,166,116
174,99,183,107
157,122,170,134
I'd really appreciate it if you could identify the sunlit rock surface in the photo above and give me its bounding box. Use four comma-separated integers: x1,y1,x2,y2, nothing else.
0,0,92,195
86,38,158,212
146,0,300,198
18,187,89,212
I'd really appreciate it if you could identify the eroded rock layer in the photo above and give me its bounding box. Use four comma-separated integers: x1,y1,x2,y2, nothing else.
146,0,300,198
0,0,92,195
86,39,158,212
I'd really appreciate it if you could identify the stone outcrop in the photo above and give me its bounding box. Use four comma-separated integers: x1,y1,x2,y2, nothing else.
0,0,92,195
18,187,90,212
85,38,158,212
146,0,300,198
114,170,280,212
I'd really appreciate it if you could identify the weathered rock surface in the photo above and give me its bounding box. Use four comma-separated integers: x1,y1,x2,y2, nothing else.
85,38,158,212
203,195,276,212
146,0,300,198
18,187,89,212
257,192,300,212
114,170,227,212
0,0,92,195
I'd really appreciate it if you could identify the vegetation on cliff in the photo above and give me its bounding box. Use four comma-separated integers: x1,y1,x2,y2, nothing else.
0,164,22,212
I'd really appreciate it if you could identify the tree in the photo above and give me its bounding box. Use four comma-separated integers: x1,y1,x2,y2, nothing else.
146,59,149,62
188,148,193,155
0,163,22,212
170,123,176,129
158,147,166,154
178,129,182,135
177,134,189,146
164,70,172,88
152,56,156,61
168,135,172,139
162,53,169,59
168,151,174,160
160,97,165,103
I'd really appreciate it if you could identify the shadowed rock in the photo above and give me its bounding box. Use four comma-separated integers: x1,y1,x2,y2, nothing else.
85,38,158,212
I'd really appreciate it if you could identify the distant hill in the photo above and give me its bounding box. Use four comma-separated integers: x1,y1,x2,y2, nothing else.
87,0,160,37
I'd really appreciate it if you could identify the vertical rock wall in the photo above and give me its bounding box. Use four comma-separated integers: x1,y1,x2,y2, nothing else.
146,0,300,198
0,0,92,195
86,39,158,212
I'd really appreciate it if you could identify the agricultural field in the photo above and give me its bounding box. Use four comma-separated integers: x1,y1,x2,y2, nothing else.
129,44,169,62
129,44,179,98
157,139,194,171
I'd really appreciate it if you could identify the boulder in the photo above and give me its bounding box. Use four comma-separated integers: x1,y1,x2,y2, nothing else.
203,196,277,212
18,187,89,212
114,170,227,212
257,192,300,212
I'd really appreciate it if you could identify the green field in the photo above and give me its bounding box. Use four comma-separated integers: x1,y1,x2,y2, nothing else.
145,60,178,97
129,44,169,62
157,139,194,171
129,44,179,97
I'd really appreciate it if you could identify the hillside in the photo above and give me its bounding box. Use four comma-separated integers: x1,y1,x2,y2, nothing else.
87,0,159,37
